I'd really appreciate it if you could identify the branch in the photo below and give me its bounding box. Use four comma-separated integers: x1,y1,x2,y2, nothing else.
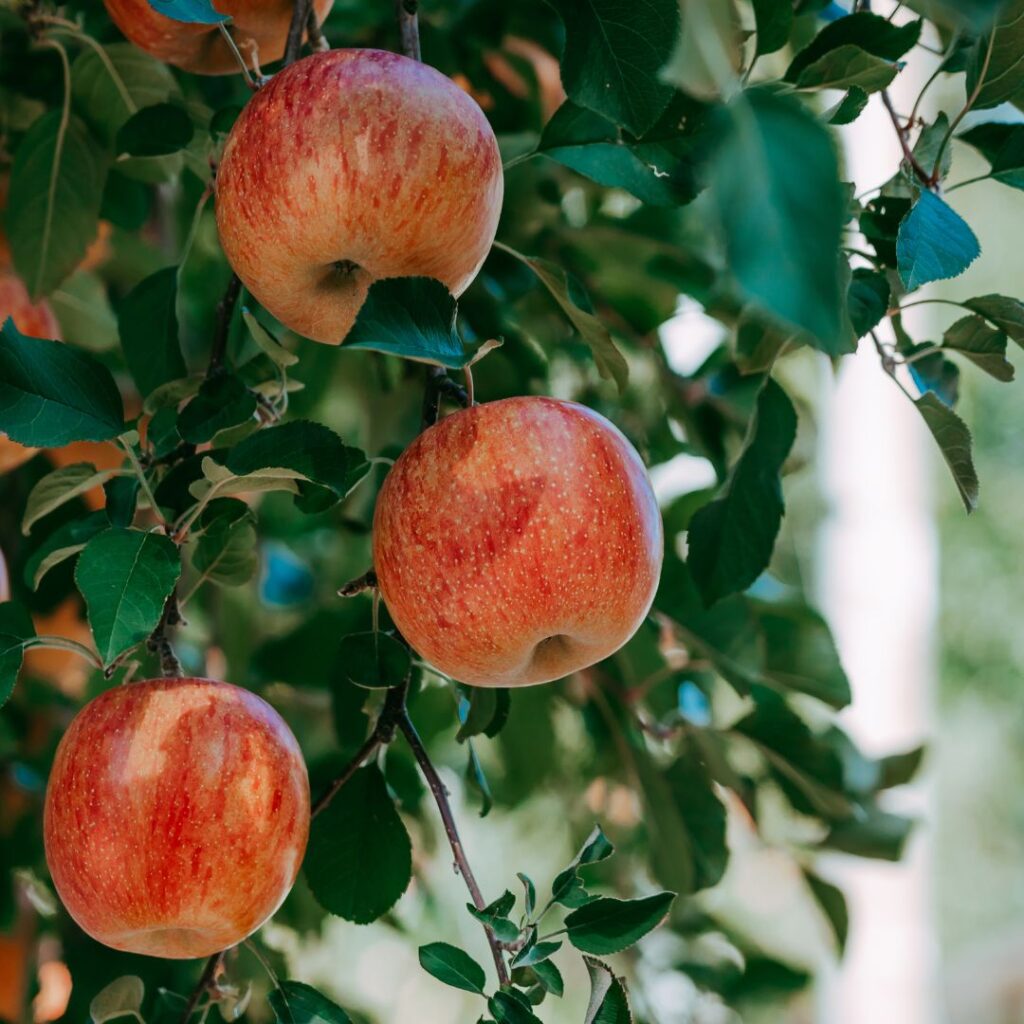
207,274,242,379
880,89,934,189
147,589,184,678
394,0,421,60
179,951,225,1024
283,0,314,65
398,713,510,987
337,569,378,597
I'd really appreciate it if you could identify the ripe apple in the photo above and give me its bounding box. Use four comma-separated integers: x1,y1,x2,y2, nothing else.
0,546,7,602
103,0,334,75
215,49,503,344
0,270,62,474
372,397,664,687
44,678,310,958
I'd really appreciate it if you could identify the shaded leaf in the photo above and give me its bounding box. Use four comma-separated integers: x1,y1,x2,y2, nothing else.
796,45,898,93
22,462,116,535
178,375,257,444
118,267,187,399
336,632,410,689
24,511,108,589
914,392,979,511
89,975,144,1024
847,268,890,339
943,315,1014,380
192,499,257,587
804,871,849,953
0,602,35,707
825,86,870,125
752,0,793,56
116,103,193,157
964,293,1024,347
417,943,486,995
566,892,675,955
959,121,1024,190
965,0,1024,109
786,11,921,81
897,191,980,291
584,958,633,1024
268,982,352,1024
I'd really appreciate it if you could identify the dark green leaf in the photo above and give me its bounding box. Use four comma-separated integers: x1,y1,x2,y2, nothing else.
823,806,914,861
304,766,412,923
487,991,543,1024
688,378,797,606
544,0,679,135
907,345,961,407
75,528,181,667
146,0,229,23
457,687,511,741
804,871,849,953
178,375,257,444
118,267,187,399
965,293,1024,345
551,825,615,906
7,110,107,298
786,12,921,82
710,90,847,350
531,959,564,997
965,0,1024,109
896,191,980,291
847,268,890,339
192,499,257,587
914,392,979,511
877,745,926,789
584,958,632,1024
104,476,139,529
417,943,486,995
116,103,193,157
344,277,500,368
517,873,536,919
0,319,125,445
796,45,898,93
23,511,108,589
959,122,1024,189
752,0,793,55
496,244,628,390
336,632,410,689
825,87,870,125
511,939,562,968
21,462,115,535
565,892,675,955
268,982,352,1024
0,602,35,706
943,315,1014,380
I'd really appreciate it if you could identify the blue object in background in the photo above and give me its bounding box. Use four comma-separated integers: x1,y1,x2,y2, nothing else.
260,543,315,607
678,681,712,727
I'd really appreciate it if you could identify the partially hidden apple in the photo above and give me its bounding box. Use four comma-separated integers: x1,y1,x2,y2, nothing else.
44,678,310,958
0,546,8,602
215,49,503,344
103,0,334,75
0,270,62,474
372,397,664,687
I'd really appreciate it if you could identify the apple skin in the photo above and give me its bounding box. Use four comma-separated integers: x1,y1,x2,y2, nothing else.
0,270,62,474
215,49,503,344
103,0,334,75
372,397,664,687
0,547,8,602
44,678,310,959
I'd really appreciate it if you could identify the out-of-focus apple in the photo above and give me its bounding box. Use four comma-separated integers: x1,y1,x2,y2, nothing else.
0,271,62,474
103,0,334,75
44,678,310,958
0,547,8,603
23,599,94,696
215,49,503,344
372,397,664,687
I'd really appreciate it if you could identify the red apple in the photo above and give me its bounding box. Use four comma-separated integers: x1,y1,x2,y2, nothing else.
215,49,503,344
0,270,62,474
103,0,334,75
372,397,664,687
0,547,8,603
44,678,310,958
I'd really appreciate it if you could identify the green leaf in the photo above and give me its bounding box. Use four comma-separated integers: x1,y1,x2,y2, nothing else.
192,499,257,587
336,632,410,689
495,243,628,390
823,806,914,861
487,991,543,1024
804,871,849,954
304,765,412,923
7,110,108,298
89,975,144,1024
417,943,486,995
660,0,742,100
752,0,793,56
104,476,139,529
785,12,921,82
466,900,520,941
710,90,847,351
584,958,632,1024
825,87,870,125
344,277,500,369
965,293,1024,346
537,99,705,207
942,315,1014,381
116,103,193,157
543,0,679,135
118,267,187,399
847,268,890,339
0,318,125,445
50,271,119,352
75,528,182,667
268,982,352,1024
517,873,536,918
965,0,1024,109
23,511,108,589
914,392,979,512
958,122,1024,190
551,825,615,906
456,687,511,742
22,462,117,535
877,745,926,788
178,375,257,445
565,892,675,955
243,309,299,368
465,740,494,818
896,191,980,291
511,939,562,968
688,378,797,606
0,602,36,707
531,959,564,997
796,45,898,93
147,0,229,23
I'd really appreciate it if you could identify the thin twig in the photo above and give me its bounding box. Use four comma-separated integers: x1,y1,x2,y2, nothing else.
179,951,225,1024
398,713,510,987
306,6,328,51
207,275,242,379
337,569,378,597
394,0,421,60
283,0,314,64
880,89,934,189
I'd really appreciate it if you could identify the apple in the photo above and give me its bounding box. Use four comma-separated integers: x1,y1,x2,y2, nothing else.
0,547,8,602
372,397,664,687
0,270,62,474
103,0,335,75
215,49,503,344
44,678,310,958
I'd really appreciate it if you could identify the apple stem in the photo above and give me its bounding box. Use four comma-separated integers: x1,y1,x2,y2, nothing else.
179,950,225,1024
398,711,512,987
283,0,314,65
394,0,421,61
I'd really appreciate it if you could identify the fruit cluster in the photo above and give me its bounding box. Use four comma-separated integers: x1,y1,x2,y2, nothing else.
19,1,664,961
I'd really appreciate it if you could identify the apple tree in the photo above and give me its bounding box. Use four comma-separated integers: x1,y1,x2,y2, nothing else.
0,0,1020,1021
